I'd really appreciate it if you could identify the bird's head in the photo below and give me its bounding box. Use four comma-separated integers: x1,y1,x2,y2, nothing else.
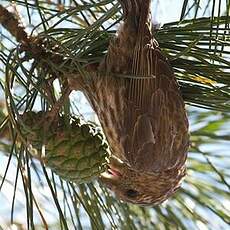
100,156,186,206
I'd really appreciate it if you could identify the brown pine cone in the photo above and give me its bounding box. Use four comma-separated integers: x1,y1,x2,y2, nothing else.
69,0,189,206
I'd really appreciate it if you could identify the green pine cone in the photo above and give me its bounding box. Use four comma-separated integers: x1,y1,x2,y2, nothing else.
20,111,51,151
20,111,110,184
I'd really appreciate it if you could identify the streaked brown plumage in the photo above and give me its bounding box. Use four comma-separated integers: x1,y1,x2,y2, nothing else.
69,0,189,205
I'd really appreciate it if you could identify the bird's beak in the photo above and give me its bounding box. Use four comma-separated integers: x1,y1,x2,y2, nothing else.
99,156,124,186
109,155,124,169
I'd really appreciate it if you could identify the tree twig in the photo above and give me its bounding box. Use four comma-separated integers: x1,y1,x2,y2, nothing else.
0,4,29,44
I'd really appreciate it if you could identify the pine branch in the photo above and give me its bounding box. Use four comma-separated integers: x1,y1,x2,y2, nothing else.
0,5,73,80
0,4,29,44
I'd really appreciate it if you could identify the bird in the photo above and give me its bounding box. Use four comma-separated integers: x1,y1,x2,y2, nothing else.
69,0,189,206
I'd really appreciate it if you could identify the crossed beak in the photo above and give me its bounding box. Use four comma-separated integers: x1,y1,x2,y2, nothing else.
99,156,124,187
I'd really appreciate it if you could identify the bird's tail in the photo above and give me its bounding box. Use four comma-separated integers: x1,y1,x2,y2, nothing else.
118,0,151,24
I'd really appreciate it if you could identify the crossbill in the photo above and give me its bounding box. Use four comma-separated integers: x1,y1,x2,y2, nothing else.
69,0,189,206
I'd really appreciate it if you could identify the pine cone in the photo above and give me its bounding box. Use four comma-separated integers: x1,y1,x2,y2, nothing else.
20,111,110,184
70,0,189,205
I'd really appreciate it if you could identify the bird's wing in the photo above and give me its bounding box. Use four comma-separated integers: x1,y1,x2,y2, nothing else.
81,0,189,174
121,44,189,173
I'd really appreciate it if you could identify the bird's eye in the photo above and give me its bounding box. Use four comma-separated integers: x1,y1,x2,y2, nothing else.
125,189,139,198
